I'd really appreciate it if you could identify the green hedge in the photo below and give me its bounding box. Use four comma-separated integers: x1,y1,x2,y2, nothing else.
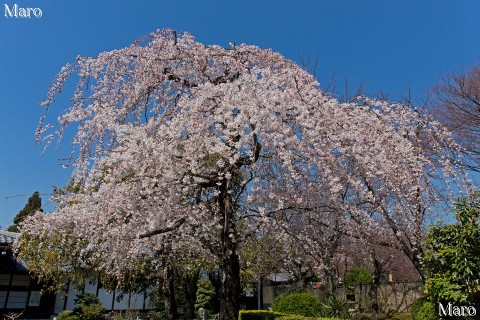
277,316,337,320
238,311,339,320
271,293,323,317
411,298,439,320
239,310,287,320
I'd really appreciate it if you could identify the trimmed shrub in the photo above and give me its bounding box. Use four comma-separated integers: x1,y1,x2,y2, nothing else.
277,316,335,320
79,303,105,320
239,310,286,320
64,292,106,320
238,311,338,320
271,293,323,317
411,298,439,320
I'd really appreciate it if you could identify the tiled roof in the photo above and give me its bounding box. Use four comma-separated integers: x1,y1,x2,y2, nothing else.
0,230,19,245
0,231,28,273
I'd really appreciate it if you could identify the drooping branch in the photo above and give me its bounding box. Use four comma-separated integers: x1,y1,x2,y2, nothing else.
23,29,465,320
139,217,186,239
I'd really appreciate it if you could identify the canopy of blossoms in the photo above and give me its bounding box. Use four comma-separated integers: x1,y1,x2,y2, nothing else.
20,29,464,319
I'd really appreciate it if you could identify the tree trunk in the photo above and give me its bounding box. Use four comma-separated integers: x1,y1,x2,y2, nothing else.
220,234,241,320
410,251,426,283
323,263,336,299
183,270,199,320
218,179,241,320
370,257,382,320
370,281,379,320
163,265,178,320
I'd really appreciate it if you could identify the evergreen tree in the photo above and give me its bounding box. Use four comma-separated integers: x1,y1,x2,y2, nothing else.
424,191,480,305
8,192,42,232
195,279,216,312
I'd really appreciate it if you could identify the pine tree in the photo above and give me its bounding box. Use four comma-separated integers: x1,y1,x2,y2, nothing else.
8,192,42,232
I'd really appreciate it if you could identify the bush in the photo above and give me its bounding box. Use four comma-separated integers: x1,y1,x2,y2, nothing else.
79,303,106,320
411,298,438,320
352,312,411,320
57,310,80,320
277,316,334,320
321,296,350,318
238,310,339,320
145,310,164,320
195,279,216,311
239,310,286,320
59,293,105,320
271,293,323,317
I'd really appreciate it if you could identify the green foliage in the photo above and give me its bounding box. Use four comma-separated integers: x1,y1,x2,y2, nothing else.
79,304,105,320
240,231,287,289
238,310,286,320
57,310,80,320
195,279,216,311
352,313,412,320
108,310,139,320
390,313,413,320
146,310,165,320
410,297,424,317
56,293,105,320
277,316,337,320
350,314,370,320
8,191,42,232
73,293,105,320
75,292,101,307
321,296,350,318
411,298,438,320
344,266,373,285
271,293,323,317
423,191,480,304
147,269,202,319
17,230,93,292
377,313,412,320
238,310,339,320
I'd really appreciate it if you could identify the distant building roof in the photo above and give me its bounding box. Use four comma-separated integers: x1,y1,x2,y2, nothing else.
0,230,19,245
267,272,292,283
0,230,27,273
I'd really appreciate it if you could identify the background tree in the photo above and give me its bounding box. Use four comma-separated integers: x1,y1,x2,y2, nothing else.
7,191,42,232
423,191,480,305
20,29,464,320
429,64,480,172
195,278,216,312
344,265,373,286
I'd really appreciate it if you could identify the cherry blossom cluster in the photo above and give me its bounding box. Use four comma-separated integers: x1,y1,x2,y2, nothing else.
21,29,464,286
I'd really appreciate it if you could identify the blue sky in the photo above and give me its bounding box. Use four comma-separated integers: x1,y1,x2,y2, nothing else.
1,0,479,227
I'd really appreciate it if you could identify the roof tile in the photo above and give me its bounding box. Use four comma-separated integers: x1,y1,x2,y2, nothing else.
0,230,19,245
